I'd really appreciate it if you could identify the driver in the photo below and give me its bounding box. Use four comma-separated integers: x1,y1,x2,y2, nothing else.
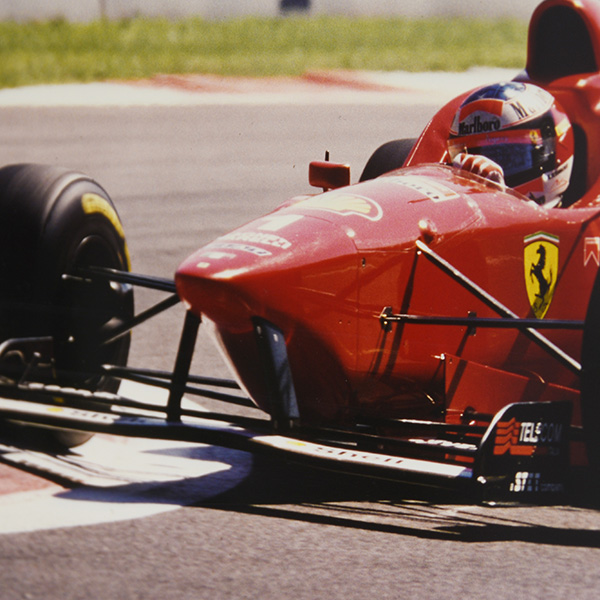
447,81,574,208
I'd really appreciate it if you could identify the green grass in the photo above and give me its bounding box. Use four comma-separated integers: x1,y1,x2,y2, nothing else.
0,16,528,88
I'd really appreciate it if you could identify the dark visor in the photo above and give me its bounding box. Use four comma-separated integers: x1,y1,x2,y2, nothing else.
467,137,556,188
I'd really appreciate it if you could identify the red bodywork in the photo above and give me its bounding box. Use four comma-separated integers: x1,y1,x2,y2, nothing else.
176,1,600,459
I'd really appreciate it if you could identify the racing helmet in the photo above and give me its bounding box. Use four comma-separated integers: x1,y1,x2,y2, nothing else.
448,82,574,207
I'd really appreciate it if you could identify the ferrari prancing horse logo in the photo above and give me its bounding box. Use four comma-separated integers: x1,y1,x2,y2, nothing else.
524,232,559,319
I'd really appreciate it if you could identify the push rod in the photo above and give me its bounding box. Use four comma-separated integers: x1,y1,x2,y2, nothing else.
380,311,584,330
78,266,177,293
415,240,582,374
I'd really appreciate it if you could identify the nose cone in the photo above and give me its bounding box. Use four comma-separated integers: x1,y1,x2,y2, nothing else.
175,208,360,419
176,211,358,326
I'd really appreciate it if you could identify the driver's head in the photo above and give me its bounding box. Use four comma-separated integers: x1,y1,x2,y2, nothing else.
448,82,574,207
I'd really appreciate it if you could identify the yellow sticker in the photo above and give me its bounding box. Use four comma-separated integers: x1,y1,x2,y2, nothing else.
299,193,383,221
524,232,559,319
81,193,131,269
81,193,125,239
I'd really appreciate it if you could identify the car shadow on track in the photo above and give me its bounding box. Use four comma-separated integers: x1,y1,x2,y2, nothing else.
198,455,600,548
2,432,599,547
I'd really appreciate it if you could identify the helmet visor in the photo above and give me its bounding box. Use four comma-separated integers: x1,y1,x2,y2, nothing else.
448,129,556,188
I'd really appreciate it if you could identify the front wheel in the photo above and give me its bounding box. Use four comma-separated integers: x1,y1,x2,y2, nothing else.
0,164,133,447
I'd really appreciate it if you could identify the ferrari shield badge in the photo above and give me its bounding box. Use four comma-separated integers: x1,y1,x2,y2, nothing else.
524,232,559,319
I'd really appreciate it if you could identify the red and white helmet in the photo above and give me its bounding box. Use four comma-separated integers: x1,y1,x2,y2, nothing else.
448,82,574,207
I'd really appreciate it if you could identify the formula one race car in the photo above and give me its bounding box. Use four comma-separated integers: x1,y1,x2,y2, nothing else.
2,0,600,502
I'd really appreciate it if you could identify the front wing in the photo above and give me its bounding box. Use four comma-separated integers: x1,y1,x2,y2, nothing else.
0,381,572,503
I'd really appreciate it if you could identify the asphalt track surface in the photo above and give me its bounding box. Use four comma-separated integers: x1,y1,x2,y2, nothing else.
1,73,600,599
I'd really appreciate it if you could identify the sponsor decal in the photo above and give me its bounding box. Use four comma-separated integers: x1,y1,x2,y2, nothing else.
201,251,237,260
544,159,572,197
409,438,476,452
254,435,471,478
221,230,292,250
269,438,409,467
555,116,571,140
545,161,570,183
584,237,600,267
45,404,122,424
493,416,564,457
510,471,541,493
524,232,559,319
298,193,383,221
509,471,564,494
212,267,249,280
313,446,407,466
258,214,303,232
508,86,553,124
458,115,501,136
82,193,131,269
388,175,460,203
530,129,542,145
211,242,271,257
81,193,125,239
510,100,533,121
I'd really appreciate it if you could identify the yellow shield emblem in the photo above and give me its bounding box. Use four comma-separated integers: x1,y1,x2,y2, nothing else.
524,232,559,319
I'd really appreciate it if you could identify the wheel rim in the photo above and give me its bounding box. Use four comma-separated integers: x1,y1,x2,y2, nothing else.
54,233,132,388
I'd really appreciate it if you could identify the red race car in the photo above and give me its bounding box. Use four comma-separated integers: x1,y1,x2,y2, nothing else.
1,0,600,502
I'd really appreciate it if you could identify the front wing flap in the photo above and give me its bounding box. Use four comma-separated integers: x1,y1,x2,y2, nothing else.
0,385,572,502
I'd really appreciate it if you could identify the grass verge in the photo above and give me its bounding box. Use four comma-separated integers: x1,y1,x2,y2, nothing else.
0,16,527,88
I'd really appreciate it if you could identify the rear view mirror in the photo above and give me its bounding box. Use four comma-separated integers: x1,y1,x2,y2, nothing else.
309,161,351,191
